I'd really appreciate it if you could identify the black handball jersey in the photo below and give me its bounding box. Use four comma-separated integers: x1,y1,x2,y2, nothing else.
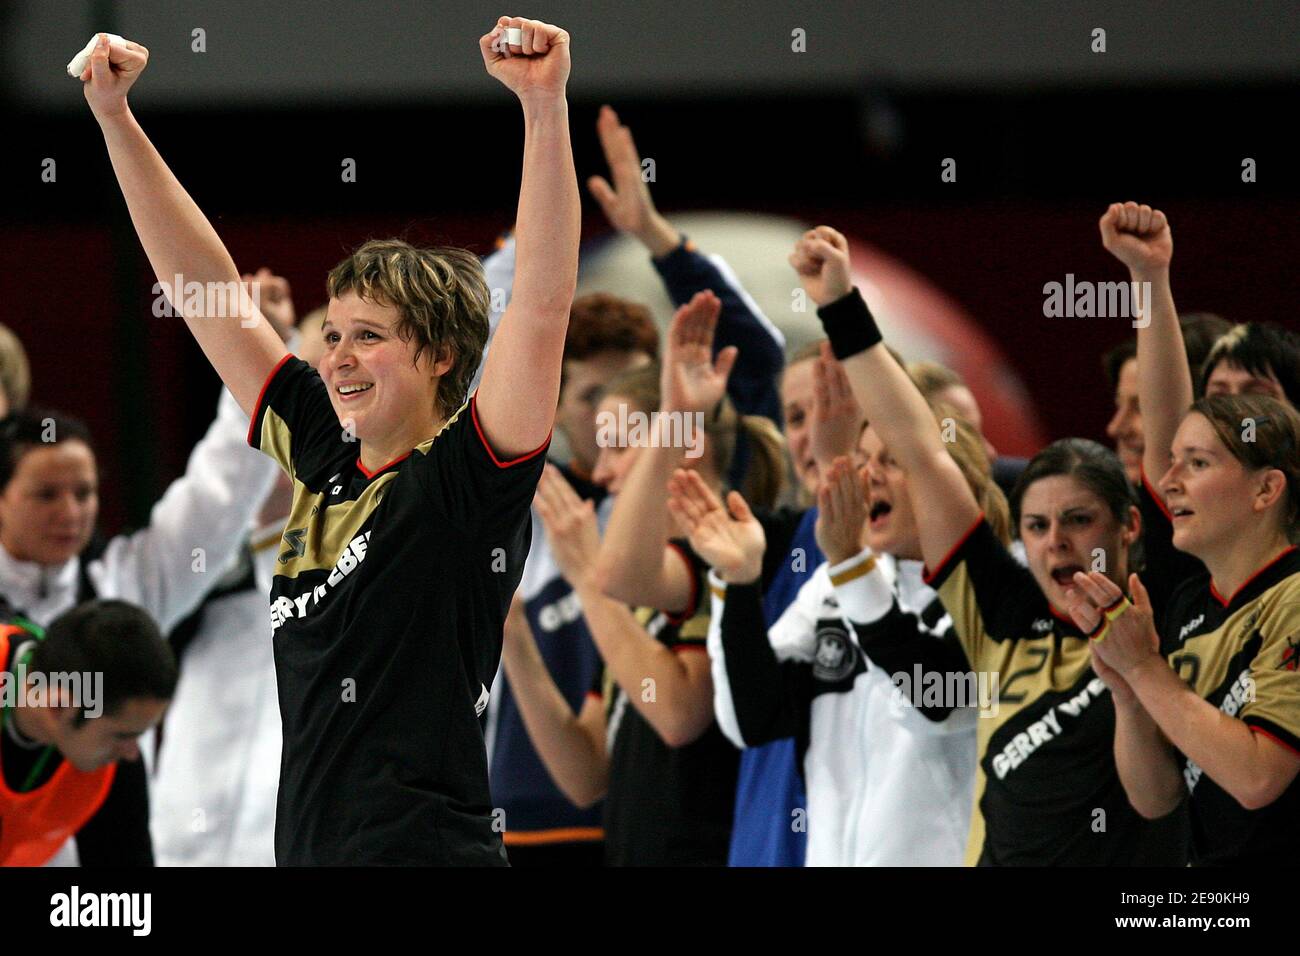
248,355,547,865
1154,539,1300,862
926,517,1185,866
593,540,739,866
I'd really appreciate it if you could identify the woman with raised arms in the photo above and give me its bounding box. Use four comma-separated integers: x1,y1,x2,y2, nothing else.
782,223,1185,865
80,18,579,865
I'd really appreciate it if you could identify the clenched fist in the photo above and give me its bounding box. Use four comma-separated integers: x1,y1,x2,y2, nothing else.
480,17,570,100
789,226,852,308
1100,201,1172,278
79,33,149,123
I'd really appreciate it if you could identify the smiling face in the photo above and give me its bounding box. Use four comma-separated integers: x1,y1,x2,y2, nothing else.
1106,357,1143,485
52,697,169,772
781,359,819,497
0,440,99,565
1018,474,1138,612
858,425,922,560
319,292,451,459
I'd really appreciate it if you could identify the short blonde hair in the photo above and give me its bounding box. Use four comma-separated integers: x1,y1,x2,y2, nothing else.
907,360,965,401
0,323,31,413
327,239,490,416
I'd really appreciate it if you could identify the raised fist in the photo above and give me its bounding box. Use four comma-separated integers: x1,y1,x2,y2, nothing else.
480,17,570,99
1099,201,1172,277
789,226,852,308
79,33,149,122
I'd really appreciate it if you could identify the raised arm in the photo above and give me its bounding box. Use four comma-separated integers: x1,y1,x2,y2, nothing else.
809,346,865,479
790,226,980,571
81,35,285,417
536,466,716,748
588,105,785,419
593,291,734,612
473,18,580,458
1099,202,1187,490
92,386,279,634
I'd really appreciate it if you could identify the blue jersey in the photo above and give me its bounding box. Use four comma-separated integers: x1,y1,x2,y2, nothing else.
727,507,822,867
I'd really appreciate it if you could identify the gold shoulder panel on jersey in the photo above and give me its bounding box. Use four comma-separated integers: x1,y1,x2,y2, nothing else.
934,562,986,667
1172,576,1300,701
1237,578,1300,737
257,406,294,474
274,471,400,578
964,769,987,866
678,610,711,642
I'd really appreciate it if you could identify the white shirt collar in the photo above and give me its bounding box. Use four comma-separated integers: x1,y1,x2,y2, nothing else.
0,543,80,624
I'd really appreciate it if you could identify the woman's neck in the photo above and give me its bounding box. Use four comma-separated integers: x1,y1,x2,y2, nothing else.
358,413,446,474
1201,528,1294,603
0,539,58,568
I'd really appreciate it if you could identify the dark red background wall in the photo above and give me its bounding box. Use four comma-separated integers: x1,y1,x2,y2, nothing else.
3,87,1295,536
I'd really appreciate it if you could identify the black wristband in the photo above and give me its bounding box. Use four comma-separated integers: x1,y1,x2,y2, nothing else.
816,287,882,361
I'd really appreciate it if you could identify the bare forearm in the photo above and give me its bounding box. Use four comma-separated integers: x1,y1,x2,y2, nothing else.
501,628,608,807
1135,267,1190,483
639,213,681,258
96,110,282,412
472,95,579,453
842,345,944,475
594,438,688,606
512,95,580,319
1112,697,1184,818
575,583,714,747
1129,657,1281,810
98,111,240,294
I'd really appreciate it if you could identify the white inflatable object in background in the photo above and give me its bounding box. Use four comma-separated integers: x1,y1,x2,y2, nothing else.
574,212,1047,457
67,33,126,78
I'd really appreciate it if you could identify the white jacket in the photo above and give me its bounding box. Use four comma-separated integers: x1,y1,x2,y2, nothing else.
149,519,283,866
0,388,278,635
0,387,279,865
708,549,976,866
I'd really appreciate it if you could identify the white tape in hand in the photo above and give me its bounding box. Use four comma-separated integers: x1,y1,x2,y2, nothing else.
67,33,126,78
505,27,522,46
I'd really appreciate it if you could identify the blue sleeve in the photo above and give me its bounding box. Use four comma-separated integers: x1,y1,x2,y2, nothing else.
652,238,785,423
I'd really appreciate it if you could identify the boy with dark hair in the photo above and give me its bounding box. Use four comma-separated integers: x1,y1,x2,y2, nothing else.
0,599,175,866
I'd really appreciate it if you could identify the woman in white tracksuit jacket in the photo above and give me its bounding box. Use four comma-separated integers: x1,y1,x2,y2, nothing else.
671,411,1011,866
0,388,279,864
